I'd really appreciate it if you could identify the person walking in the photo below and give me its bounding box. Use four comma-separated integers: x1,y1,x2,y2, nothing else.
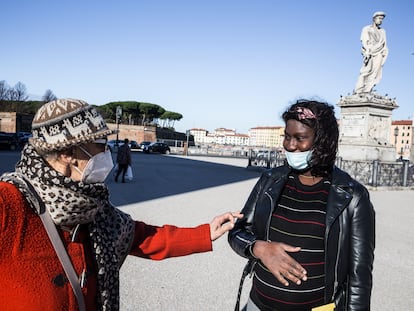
229,99,375,310
0,98,242,311
115,138,131,183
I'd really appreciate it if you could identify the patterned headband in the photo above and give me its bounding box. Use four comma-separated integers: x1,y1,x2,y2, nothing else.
295,107,316,120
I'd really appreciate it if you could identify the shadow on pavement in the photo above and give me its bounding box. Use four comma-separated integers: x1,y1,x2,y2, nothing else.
108,152,261,206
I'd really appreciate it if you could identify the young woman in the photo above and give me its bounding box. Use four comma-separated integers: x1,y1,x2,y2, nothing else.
229,99,375,311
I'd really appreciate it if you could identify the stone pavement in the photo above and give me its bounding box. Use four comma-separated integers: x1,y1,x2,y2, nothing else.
117,156,414,311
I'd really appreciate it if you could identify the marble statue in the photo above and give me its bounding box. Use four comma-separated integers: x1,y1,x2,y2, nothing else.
354,11,388,94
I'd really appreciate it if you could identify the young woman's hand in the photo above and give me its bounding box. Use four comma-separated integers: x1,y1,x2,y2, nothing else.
252,240,307,286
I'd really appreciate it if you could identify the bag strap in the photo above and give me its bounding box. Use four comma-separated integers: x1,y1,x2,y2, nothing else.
23,178,86,311
235,260,253,311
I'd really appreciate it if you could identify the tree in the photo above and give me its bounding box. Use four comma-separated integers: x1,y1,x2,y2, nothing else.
13,82,29,102
160,111,183,129
0,80,9,102
42,89,57,102
91,100,183,129
119,101,143,125
139,103,165,125
97,101,142,124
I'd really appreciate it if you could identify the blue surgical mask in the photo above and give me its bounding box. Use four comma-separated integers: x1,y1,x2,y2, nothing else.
285,150,312,171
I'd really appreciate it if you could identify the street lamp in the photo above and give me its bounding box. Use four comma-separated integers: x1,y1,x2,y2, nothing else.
185,130,190,156
394,126,399,145
115,106,122,150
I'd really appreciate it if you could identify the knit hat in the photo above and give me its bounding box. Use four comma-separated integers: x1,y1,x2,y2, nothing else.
30,98,116,152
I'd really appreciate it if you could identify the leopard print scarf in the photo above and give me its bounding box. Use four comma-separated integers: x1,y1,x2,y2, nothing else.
0,144,135,310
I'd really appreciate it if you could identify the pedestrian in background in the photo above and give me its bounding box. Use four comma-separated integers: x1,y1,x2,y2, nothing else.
0,98,242,311
229,99,375,311
115,138,131,183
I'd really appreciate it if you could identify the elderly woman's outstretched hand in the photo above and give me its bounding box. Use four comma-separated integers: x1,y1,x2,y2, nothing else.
210,211,243,241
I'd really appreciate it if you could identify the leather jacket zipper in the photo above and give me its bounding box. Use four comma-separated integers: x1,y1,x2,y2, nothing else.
248,191,274,279
331,215,342,301
264,191,273,241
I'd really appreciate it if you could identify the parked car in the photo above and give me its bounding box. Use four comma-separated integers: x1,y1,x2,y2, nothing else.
129,140,139,149
107,139,123,152
142,142,171,154
0,132,19,150
108,139,139,152
17,131,32,144
139,141,152,150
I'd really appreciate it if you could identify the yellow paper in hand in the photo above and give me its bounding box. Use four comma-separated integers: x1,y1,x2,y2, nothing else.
311,302,335,311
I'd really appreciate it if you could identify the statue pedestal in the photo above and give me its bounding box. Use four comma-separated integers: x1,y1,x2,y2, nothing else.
337,93,398,162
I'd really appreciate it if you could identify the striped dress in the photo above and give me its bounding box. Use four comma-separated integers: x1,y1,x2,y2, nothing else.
250,174,331,311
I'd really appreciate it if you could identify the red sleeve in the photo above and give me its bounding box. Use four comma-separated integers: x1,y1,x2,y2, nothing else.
129,221,212,260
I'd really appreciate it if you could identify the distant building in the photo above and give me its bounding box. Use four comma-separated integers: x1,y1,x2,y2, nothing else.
189,128,209,144
205,132,215,144
391,120,412,160
248,126,284,148
214,127,236,137
190,127,249,146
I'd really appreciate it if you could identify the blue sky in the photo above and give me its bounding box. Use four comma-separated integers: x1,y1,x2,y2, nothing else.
2,0,413,134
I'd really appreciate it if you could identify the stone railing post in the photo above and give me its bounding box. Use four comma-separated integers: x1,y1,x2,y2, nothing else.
371,160,379,187
402,160,409,187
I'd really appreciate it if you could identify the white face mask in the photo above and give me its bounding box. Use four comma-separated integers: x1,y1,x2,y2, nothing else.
75,146,114,183
285,150,312,171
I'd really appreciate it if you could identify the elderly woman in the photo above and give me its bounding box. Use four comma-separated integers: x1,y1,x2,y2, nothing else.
229,99,375,311
0,98,241,310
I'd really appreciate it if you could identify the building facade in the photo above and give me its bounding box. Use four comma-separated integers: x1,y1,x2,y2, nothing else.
0,112,33,133
390,120,412,160
190,127,249,146
190,128,209,144
248,126,284,149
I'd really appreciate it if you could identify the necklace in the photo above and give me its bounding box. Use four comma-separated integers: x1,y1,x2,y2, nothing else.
299,174,315,179
298,174,323,186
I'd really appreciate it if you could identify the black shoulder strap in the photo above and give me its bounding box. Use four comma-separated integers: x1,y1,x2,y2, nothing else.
235,260,254,311
22,178,86,311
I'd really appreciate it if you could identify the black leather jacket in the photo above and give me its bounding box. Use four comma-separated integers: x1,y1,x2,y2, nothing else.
228,165,375,310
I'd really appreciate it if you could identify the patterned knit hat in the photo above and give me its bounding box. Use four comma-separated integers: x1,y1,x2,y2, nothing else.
30,98,115,152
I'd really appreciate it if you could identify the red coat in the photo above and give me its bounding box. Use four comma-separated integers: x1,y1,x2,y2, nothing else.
0,182,212,310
